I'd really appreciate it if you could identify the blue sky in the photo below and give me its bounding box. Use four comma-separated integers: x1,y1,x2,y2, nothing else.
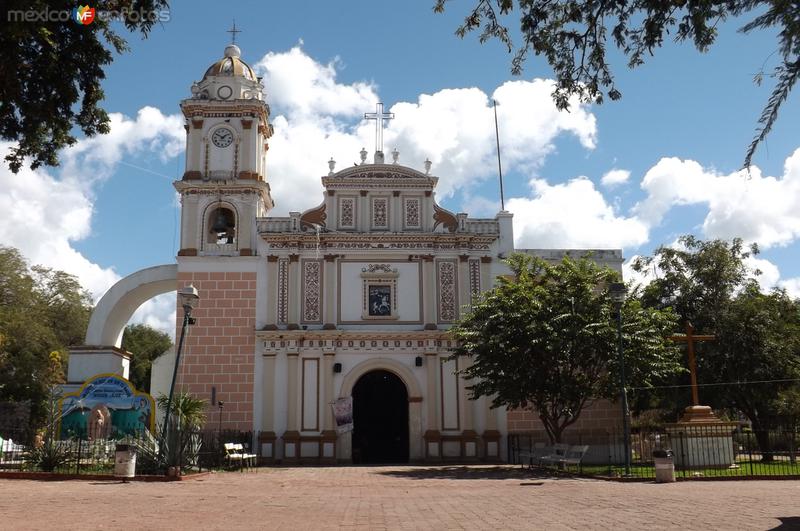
1,1,798,334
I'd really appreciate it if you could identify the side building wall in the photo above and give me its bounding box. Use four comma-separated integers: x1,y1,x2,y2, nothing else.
506,399,623,464
175,270,257,431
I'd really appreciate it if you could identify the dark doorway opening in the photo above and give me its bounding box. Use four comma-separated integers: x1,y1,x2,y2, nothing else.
352,369,409,464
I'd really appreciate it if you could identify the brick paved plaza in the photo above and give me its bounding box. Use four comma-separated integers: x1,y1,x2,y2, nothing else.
1,465,798,530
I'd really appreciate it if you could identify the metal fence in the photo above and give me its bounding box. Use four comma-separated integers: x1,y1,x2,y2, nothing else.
509,426,800,479
0,427,259,476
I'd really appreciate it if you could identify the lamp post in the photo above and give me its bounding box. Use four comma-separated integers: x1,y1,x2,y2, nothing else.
159,285,200,470
609,282,631,476
217,400,224,438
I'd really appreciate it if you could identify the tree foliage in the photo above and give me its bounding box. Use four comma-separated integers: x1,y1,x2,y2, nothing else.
632,235,800,458
434,0,800,168
452,253,681,443
0,0,169,173
0,246,92,427
121,323,172,392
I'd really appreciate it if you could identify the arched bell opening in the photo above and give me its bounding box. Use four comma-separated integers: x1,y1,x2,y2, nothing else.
206,205,237,245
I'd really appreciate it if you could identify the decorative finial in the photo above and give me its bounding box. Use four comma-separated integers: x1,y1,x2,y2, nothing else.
328,157,336,175
359,147,368,164
424,158,432,174
227,20,242,45
391,148,399,164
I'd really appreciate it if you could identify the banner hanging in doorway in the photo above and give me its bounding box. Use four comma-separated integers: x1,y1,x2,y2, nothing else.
332,396,353,434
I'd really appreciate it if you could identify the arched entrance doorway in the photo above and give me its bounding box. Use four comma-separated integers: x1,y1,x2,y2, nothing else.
352,370,409,464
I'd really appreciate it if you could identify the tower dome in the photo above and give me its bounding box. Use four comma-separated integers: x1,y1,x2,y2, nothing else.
203,45,257,81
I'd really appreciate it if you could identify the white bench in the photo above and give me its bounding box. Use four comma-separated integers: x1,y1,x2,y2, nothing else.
224,442,257,469
518,442,548,468
541,444,590,472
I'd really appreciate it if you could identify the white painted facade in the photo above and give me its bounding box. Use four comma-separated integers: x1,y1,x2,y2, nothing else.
70,44,624,464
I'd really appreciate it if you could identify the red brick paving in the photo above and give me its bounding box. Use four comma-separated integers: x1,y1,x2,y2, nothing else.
1,465,798,530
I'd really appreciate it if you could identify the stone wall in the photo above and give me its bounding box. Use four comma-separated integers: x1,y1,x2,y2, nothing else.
507,399,622,444
176,271,256,430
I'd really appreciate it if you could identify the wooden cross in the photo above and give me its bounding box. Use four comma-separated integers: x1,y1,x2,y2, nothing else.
227,20,241,44
364,102,394,155
669,322,716,406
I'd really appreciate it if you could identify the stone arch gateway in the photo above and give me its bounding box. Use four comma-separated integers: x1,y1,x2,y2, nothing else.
84,264,178,348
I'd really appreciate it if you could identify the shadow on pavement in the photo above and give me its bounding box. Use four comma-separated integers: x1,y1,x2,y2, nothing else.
373,465,573,481
769,517,800,530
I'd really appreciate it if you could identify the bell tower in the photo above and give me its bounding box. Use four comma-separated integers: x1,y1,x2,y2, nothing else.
174,44,274,257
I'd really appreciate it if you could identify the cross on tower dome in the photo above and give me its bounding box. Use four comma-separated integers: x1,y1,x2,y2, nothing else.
227,20,242,45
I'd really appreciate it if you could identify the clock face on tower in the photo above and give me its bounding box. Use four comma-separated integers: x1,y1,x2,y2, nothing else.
211,128,234,148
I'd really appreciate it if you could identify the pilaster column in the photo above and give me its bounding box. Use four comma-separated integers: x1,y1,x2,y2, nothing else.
323,255,337,329
265,256,278,328
482,393,501,462
422,256,436,329
458,255,470,319
359,190,368,231
391,191,401,231
283,350,301,462
288,254,300,327
259,353,277,462
322,352,336,431
423,351,441,460
480,256,492,293
459,355,479,459
320,351,337,463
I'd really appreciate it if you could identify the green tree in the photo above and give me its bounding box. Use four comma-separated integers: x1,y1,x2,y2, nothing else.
433,0,800,168
1,0,169,173
452,253,681,443
713,286,800,460
0,246,91,427
121,323,172,392
633,236,800,460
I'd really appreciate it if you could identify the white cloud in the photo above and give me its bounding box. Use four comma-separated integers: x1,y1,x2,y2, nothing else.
508,177,649,249
779,278,800,299
634,148,800,249
0,107,183,338
254,47,598,213
601,168,631,187
130,292,176,337
622,255,660,289
255,47,377,119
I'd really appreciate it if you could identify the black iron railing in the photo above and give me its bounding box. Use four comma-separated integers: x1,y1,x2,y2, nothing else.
508,426,800,479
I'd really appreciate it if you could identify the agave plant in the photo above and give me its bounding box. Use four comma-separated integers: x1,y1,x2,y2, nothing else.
24,387,73,472
155,392,207,472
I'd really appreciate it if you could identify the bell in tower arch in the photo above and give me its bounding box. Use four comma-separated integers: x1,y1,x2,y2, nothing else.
208,206,236,245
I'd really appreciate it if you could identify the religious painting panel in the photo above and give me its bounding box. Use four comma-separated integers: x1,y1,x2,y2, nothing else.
360,264,399,320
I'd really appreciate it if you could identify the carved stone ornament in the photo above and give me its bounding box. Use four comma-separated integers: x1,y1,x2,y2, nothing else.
300,202,327,231
433,203,458,233
361,264,396,274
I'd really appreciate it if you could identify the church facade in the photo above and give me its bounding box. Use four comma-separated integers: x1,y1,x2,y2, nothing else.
156,44,624,464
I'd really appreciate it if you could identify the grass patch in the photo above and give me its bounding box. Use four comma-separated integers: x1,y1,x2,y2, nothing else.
578,459,800,479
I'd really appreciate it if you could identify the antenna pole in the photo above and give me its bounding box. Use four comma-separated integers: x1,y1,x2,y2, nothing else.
493,100,505,211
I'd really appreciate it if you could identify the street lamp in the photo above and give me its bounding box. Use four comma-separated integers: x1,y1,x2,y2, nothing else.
159,285,200,471
609,282,631,476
